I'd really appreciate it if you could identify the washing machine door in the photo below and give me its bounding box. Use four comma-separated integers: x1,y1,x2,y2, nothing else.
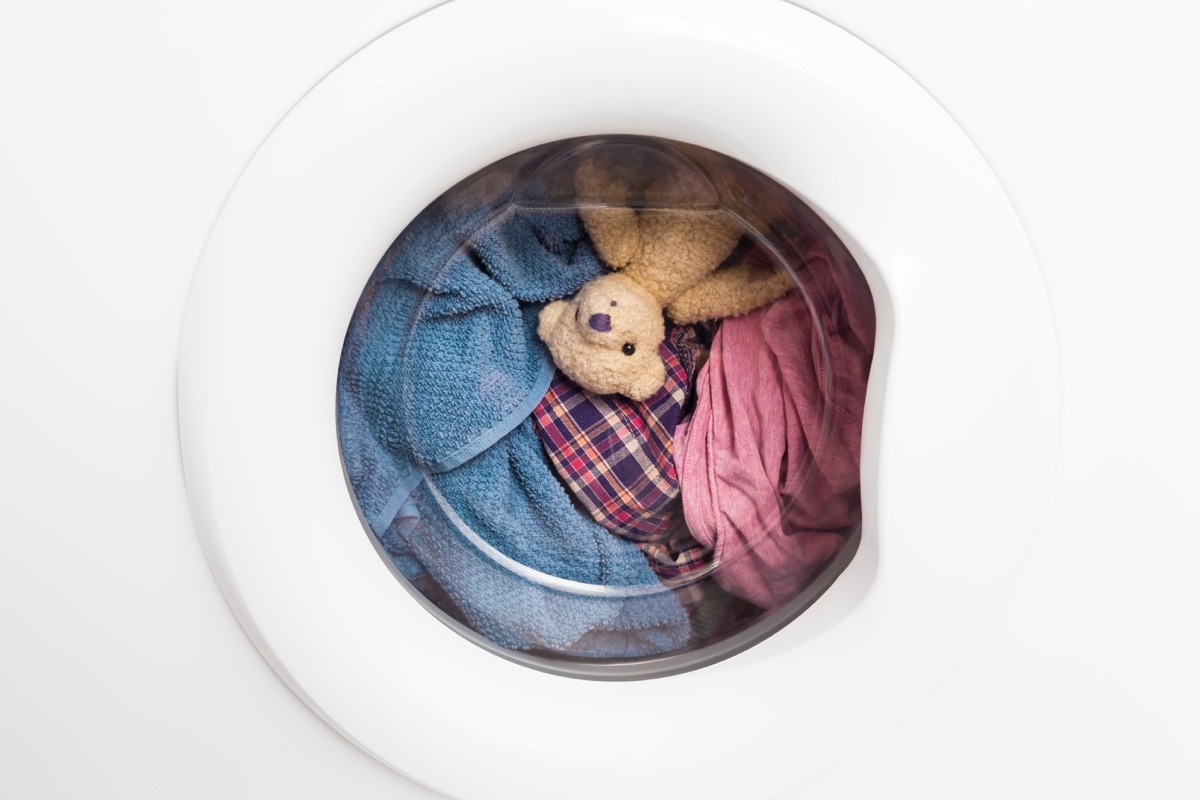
178,0,1057,797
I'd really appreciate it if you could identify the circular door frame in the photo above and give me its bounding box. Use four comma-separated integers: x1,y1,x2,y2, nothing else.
178,0,1059,797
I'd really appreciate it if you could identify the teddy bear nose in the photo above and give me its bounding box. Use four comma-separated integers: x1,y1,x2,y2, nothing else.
588,313,612,332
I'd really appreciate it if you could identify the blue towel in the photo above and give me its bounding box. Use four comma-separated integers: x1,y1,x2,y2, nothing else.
337,153,689,657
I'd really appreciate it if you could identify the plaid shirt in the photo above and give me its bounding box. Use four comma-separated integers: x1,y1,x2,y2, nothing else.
534,325,714,599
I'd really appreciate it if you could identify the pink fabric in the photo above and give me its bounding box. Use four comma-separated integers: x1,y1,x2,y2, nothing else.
673,227,875,611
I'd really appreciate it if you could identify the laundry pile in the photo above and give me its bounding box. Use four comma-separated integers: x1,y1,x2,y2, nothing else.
337,145,874,661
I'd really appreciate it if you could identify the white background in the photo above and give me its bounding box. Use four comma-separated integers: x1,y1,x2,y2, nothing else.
2,1,1197,798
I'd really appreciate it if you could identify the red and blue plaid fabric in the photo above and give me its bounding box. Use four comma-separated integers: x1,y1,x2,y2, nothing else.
533,325,715,600
633,519,715,610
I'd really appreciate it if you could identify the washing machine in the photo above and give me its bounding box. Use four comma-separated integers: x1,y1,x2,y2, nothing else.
2,1,1197,798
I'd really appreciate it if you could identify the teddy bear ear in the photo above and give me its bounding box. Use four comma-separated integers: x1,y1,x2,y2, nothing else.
537,300,568,341
626,357,668,403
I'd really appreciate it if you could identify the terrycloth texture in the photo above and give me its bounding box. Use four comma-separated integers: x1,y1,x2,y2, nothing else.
674,226,875,611
374,422,689,656
370,206,603,476
338,156,689,656
424,419,662,587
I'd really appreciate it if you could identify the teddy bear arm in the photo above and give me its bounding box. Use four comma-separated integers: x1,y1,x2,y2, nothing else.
665,263,794,324
626,211,743,303
579,205,642,269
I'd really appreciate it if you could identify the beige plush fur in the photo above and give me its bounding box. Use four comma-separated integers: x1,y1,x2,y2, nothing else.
537,161,794,401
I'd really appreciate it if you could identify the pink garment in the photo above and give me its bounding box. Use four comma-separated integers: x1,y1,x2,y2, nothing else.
673,226,875,611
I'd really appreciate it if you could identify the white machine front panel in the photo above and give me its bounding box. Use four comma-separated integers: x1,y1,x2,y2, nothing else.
2,1,1197,799
178,1,1057,796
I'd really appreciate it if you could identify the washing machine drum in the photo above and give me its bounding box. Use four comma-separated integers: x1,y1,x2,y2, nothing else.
178,1,1056,797
337,135,874,677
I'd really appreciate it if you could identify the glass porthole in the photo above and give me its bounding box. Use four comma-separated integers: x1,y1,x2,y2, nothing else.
336,136,875,678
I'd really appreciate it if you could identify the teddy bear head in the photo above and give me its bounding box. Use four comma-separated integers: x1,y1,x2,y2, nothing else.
536,273,668,402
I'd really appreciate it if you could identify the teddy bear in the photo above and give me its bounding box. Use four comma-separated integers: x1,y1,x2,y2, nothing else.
537,160,795,401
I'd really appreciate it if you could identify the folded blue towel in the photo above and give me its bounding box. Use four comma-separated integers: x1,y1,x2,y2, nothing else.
337,151,689,657
377,423,690,656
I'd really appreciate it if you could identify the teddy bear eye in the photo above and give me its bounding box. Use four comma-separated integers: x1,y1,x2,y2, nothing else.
622,343,636,356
